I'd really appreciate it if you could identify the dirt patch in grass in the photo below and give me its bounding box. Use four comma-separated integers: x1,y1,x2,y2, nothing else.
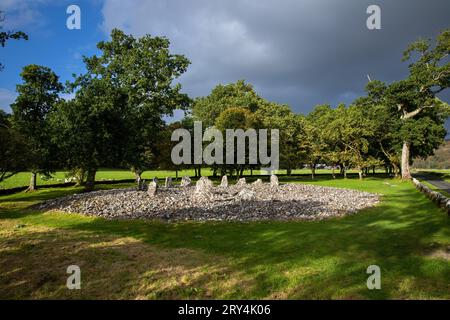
0,220,252,299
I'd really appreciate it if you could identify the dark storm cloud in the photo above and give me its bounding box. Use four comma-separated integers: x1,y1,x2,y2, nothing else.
103,0,449,134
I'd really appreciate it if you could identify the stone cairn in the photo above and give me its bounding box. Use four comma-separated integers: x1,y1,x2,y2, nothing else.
142,174,279,201
220,175,228,187
181,176,192,187
165,176,173,188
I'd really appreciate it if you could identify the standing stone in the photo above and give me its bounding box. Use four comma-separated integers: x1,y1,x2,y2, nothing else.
238,188,256,200
270,174,279,187
253,179,263,186
147,181,158,197
141,180,148,191
137,179,143,191
236,177,246,187
165,176,173,188
195,176,213,194
152,177,159,184
220,175,228,187
181,176,192,187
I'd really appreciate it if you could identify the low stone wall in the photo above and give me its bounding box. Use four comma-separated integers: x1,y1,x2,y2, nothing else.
412,178,450,215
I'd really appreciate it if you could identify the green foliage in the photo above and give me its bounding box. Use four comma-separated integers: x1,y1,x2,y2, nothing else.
413,140,450,169
193,80,264,127
0,11,28,71
215,107,260,130
53,29,191,187
11,65,63,176
0,110,29,182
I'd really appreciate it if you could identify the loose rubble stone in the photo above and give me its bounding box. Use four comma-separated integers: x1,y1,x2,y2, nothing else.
181,176,192,187
165,177,173,188
35,182,380,222
236,178,246,187
220,175,228,187
270,174,279,187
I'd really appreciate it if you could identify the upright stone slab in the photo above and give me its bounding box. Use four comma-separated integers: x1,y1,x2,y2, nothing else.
165,176,173,188
220,175,228,187
270,174,279,187
253,178,263,186
195,176,213,194
238,188,256,200
148,181,158,197
181,176,192,187
152,177,159,184
141,180,148,191
236,177,246,187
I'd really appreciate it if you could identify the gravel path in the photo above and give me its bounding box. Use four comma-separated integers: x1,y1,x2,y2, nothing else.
35,183,379,222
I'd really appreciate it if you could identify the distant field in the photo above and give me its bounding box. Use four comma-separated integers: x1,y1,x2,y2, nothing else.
0,168,388,190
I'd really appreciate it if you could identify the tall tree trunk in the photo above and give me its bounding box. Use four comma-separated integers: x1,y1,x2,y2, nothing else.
311,163,315,180
27,172,37,192
134,171,142,189
401,141,412,180
74,168,85,187
392,163,400,178
85,169,96,191
358,168,363,180
287,167,292,176
332,167,336,179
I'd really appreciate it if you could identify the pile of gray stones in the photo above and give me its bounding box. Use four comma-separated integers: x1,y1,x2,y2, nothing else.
35,175,379,222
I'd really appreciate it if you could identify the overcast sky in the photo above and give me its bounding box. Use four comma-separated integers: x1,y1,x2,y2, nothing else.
1,0,449,135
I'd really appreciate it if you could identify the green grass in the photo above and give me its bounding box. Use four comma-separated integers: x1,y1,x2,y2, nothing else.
0,169,203,189
420,181,450,198
0,176,449,299
0,168,387,190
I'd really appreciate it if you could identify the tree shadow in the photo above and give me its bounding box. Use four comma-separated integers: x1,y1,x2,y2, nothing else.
1,182,450,299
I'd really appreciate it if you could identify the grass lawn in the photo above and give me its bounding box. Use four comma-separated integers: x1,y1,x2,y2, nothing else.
0,176,449,299
0,168,385,190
